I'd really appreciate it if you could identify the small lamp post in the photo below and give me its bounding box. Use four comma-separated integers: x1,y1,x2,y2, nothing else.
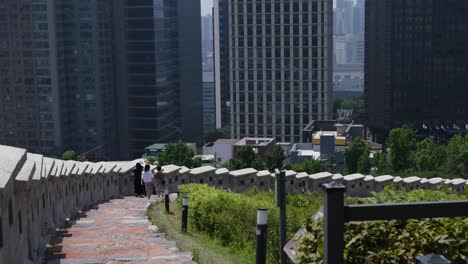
255,208,268,264
181,197,188,232
164,189,170,213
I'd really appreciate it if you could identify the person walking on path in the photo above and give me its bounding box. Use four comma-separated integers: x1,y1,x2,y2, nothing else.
154,166,165,197
133,163,145,197
142,164,154,199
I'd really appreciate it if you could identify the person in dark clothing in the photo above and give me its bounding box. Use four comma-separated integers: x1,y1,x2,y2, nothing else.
133,163,145,197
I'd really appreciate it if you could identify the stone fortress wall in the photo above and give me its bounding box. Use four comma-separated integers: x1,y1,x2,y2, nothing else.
0,145,466,263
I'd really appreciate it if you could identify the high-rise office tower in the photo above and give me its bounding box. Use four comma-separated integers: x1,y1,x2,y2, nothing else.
214,0,231,128
203,72,216,132
202,14,214,71
0,0,116,159
0,0,41,152
114,0,202,159
226,0,333,143
352,0,364,35
366,0,468,141
56,0,116,159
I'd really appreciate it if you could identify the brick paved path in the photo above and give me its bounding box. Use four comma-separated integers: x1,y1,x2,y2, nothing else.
46,196,193,264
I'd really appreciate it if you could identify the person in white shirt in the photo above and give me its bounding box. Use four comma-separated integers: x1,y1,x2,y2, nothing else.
141,164,154,199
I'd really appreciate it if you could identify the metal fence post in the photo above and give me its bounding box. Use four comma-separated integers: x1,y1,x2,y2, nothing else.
323,182,346,264
256,208,268,264
181,196,188,232
275,169,287,264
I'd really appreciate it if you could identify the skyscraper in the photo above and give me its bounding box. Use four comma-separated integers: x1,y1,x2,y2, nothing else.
203,72,216,132
56,0,116,159
0,0,116,159
226,0,333,143
214,0,231,128
366,0,468,141
201,14,214,71
1,0,202,160
114,0,203,159
0,0,41,152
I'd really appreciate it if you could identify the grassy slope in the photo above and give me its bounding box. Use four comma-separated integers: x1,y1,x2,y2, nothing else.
148,201,251,264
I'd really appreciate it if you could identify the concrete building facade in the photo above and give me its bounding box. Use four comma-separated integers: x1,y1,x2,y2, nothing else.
366,0,468,141
0,0,116,159
114,0,203,159
214,0,231,128
227,0,333,143
203,72,216,132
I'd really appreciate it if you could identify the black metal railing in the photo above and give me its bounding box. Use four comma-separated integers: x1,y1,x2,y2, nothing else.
322,182,468,264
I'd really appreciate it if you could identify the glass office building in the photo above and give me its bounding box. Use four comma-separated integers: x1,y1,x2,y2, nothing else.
227,0,333,143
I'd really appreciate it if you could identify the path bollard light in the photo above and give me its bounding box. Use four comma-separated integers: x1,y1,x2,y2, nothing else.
256,208,268,264
415,253,451,264
181,196,188,232
164,189,170,213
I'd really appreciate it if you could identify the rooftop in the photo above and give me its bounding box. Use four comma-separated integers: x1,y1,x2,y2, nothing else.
234,137,275,147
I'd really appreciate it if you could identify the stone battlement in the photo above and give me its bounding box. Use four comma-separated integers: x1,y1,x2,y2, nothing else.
0,144,466,263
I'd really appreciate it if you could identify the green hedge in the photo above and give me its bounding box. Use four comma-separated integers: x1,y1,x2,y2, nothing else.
297,187,468,264
178,184,322,263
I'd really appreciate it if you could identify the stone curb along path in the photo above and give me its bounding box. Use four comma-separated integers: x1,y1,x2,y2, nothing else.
45,196,194,264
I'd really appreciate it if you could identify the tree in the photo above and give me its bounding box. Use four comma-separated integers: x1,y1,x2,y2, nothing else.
191,157,203,168
372,152,390,175
411,136,446,172
357,148,371,174
386,127,416,172
157,141,195,167
62,150,76,161
197,127,230,147
290,159,321,174
333,97,345,118
266,145,286,172
342,97,365,123
236,145,257,168
252,158,266,171
444,134,468,178
345,137,370,174
222,159,243,171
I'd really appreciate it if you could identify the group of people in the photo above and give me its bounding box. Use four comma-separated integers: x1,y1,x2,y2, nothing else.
133,163,165,199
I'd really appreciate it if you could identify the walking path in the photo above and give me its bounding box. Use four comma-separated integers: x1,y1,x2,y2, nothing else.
46,196,193,264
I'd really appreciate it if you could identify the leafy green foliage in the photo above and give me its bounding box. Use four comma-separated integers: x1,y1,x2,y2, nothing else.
222,145,266,171
237,145,256,168
345,137,370,174
371,128,468,179
289,159,322,174
444,134,468,177
222,159,243,170
386,127,416,172
62,150,76,161
342,97,365,123
157,141,196,168
266,145,285,172
371,152,390,175
62,150,87,161
252,157,266,170
178,184,322,264
191,157,203,168
297,187,468,264
411,136,446,172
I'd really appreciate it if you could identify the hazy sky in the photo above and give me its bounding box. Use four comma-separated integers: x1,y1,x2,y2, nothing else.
201,0,213,16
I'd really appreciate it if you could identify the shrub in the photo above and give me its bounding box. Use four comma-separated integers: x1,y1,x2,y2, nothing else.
297,187,468,263
178,184,322,263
